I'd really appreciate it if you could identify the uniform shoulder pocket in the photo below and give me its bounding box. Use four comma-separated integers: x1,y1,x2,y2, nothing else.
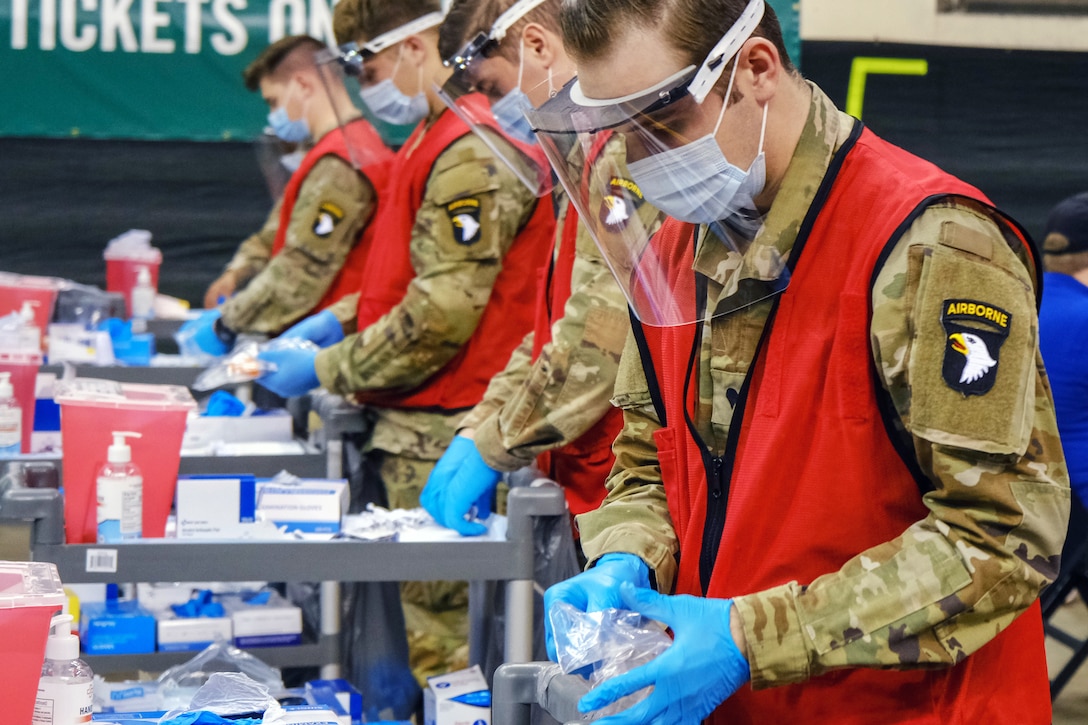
426,138,504,206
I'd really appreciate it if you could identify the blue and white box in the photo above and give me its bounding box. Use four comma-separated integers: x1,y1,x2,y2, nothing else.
255,478,349,538
80,600,156,655
219,590,303,648
175,474,257,539
424,665,491,725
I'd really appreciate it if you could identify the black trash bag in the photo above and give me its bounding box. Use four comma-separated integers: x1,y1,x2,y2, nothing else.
341,431,421,722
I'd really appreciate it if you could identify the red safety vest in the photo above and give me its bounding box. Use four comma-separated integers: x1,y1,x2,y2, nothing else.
532,203,623,516
270,117,392,313
354,99,554,410
633,124,1050,723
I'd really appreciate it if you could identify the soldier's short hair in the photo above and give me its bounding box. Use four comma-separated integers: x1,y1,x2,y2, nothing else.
1043,191,1088,274
333,0,442,47
243,35,324,92
438,0,562,63
559,0,794,76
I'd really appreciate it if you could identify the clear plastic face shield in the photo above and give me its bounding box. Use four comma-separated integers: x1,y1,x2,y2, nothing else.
526,0,789,326
434,0,555,196
254,130,305,200
295,44,392,174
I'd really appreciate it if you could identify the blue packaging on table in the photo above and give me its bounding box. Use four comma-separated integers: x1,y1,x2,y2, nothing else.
80,600,156,654
306,678,364,723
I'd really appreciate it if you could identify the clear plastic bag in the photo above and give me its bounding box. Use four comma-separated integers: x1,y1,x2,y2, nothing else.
549,600,673,717
192,338,317,391
156,640,283,710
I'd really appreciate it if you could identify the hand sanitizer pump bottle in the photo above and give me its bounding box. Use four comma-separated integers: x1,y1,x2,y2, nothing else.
33,614,93,725
96,431,143,543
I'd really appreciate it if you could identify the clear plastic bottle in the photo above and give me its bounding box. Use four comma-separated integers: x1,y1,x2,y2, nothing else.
0,371,22,455
96,431,143,543
130,266,155,333
33,614,93,725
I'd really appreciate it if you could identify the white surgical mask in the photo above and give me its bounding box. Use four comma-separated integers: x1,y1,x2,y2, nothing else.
358,46,430,126
626,63,767,226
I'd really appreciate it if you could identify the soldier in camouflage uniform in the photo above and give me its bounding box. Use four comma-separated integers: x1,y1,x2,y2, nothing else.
259,0,554,687
420,0,664,535
184,35,389,354
528,0,1070,723
203,199,278,309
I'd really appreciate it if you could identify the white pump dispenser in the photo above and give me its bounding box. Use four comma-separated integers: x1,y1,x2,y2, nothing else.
0,371,21,455
33,614,93,725
96,431,143,542
130,265,155,323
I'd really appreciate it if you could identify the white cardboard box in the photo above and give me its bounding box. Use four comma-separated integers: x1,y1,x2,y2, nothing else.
175,475,257,539
255,478,349,537
424,665,491,725
156,614,233,652
219,591,303,647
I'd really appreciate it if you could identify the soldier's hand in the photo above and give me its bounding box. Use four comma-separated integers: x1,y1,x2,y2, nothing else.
578,584,749,725
204,270,238,310
420,435,501,536
544,553,651,661
256,346,320,398
280,310,345,348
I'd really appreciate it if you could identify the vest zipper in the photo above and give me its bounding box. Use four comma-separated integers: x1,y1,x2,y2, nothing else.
700,454,728,591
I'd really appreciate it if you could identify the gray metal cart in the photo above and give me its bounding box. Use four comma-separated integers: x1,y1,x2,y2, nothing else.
493,661,597,724
0,483,566,676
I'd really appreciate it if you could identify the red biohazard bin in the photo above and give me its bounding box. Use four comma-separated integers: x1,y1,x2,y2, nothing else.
55,378,196,544
0,273,58,346
0,350,43,453
104,250,162,318
0,560,67,725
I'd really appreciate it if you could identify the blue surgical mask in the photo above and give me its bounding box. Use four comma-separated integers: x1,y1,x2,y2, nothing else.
491,41,540,146
492,87,536,145
626,65,768,227
359,47,430,126
267,106,311,143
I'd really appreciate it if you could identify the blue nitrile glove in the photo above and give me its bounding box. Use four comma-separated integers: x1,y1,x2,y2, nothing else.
180,309,229,356
281,309,345,348
578,582,750,724
420,435,502,536
544,553,651,661
256,346,320,397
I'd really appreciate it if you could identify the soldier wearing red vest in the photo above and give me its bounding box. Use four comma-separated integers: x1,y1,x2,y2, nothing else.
419,0,663,536
184,35,391,356
528,0,1070,723
257,0,555,687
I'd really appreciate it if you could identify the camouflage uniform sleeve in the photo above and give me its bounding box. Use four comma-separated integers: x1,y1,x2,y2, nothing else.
471,198,632,471
324,292,360,335
314,134,538,396
574,329,680,589
458,330,535,434
224,197,281,286
219,156,375,335
734,200,1071,690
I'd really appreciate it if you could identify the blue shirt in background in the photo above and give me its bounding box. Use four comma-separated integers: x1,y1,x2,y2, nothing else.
1039,271,1088,505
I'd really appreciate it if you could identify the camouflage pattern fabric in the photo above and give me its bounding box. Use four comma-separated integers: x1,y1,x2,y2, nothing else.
222,197,280,288
462,136,663,471
577,83,1070,690
219,151,377,335
313,119,544,683
378,452,471,687
314,130,539,399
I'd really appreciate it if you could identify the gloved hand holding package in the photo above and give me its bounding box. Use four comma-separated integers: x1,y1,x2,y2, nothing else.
192,338,319,392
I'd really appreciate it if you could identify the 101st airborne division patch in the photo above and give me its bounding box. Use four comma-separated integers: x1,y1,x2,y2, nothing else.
941,298,1012,396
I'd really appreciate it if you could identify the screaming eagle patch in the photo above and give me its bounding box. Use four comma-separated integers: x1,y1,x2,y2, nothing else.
447,198,482,245
599,177,644,231
941,299,1012,396
312,202,344,237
